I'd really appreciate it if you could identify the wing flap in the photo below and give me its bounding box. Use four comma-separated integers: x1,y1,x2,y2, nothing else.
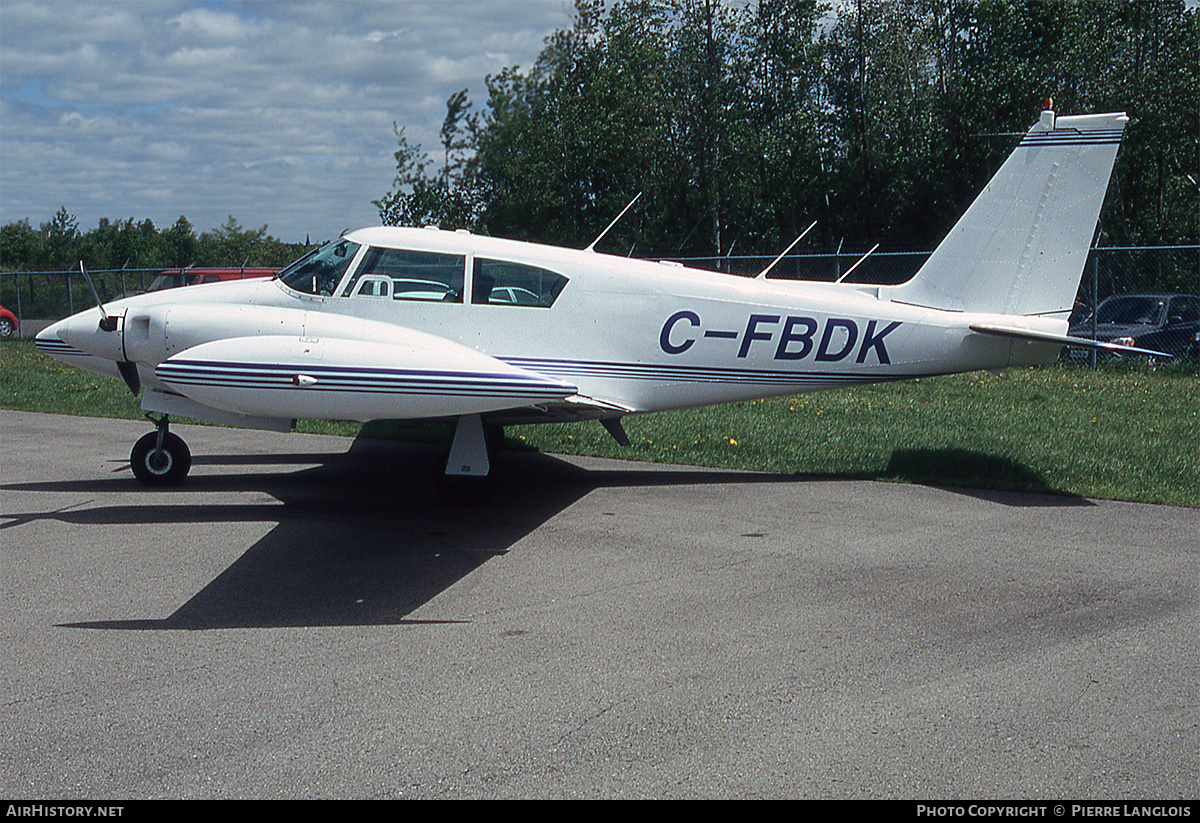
483,393,637,426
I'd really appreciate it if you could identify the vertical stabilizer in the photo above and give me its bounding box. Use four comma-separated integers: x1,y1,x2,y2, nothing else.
894,109,1127,317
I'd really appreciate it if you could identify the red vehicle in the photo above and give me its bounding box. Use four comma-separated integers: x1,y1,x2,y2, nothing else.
146,267,277,292
0,304,18,338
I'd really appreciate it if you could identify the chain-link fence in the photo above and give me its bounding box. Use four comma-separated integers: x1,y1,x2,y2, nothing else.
3,268,160,324
669,248,930,283
1064,246,1200,364
4,246,1198,361
0,266,278,339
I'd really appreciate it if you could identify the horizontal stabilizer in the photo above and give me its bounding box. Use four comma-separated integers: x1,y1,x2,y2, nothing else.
969,324,1172,359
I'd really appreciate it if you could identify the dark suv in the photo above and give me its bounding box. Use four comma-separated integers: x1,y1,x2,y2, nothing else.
1068,293,1200,361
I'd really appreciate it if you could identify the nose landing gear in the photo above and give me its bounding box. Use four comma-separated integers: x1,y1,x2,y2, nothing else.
131,414,192,486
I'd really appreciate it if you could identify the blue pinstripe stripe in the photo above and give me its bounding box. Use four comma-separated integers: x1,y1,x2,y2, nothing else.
35,339,90,358
157,359,577,398
500,357,921,388
1018,130,1122,147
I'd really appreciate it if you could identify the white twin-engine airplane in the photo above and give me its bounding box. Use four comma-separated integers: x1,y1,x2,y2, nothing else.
38,106,1153,488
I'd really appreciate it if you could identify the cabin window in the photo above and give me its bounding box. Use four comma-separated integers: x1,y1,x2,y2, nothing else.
343,247,465,303
471,258,567,307
279,239,361,296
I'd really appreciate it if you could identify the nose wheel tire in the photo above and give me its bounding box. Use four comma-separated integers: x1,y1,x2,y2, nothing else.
131,431,192,486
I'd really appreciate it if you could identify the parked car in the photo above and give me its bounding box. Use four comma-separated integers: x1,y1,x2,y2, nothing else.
0,304,17,338
1068,293,1200,361
146,267,277,292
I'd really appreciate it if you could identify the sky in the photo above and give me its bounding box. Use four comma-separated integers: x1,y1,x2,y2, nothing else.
0,0,576,244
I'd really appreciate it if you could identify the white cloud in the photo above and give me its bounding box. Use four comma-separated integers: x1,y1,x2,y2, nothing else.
169,7,259,41
0,0,574,244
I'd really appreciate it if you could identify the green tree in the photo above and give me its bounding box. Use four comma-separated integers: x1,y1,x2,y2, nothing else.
162,216,199,267
198,216,278,266
723,0,826,252
41,207,80,269
0,219,41,269
380,0,1197,256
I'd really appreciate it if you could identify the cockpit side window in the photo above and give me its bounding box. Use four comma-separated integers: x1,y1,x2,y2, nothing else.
471,258,568,307
278,239,361,296
343,247,465,303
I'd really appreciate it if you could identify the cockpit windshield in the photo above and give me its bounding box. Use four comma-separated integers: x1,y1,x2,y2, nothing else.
278,239,361,296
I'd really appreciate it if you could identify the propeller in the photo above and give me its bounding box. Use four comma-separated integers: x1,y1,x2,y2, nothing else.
77,261,140,396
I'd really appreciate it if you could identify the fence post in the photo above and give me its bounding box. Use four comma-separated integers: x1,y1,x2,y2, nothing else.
13,268,23,335
1090,252,1099,369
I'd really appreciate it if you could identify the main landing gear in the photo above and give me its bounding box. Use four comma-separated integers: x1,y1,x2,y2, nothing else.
125,413,499,496
437,414,501,504
130,414,192,486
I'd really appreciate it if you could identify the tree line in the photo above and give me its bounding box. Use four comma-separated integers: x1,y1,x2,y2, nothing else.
0,209,312,272
376,0,1199,258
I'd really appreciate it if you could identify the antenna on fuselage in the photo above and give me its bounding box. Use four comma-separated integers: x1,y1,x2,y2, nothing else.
835,243,879,283
585,192,642,253
755,220,817,280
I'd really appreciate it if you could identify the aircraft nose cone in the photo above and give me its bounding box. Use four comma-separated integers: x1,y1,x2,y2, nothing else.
36,317,67,344
34,318,77,362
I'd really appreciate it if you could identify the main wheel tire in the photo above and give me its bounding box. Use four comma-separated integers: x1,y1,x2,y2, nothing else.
131,431,192,486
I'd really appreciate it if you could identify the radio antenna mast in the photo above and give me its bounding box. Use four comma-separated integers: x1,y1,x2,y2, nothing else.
755,220,816,280
586,193,642,252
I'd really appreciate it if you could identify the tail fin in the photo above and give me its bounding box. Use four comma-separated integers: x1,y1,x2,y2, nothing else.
893,108,1127,317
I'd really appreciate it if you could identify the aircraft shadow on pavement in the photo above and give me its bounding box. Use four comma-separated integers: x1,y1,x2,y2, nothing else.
3,437,802,631
878,448,1092,508
4,437,1088,631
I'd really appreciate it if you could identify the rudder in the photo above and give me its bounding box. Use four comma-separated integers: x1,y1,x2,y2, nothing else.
893,108,1127,318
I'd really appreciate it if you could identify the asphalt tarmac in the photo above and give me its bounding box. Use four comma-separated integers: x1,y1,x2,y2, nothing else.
1,410,1196,799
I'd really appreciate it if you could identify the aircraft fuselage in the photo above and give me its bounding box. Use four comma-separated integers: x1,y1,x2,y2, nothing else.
44,228,1058,426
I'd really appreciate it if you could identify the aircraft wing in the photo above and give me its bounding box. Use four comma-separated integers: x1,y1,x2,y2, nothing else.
483,392,636,426
154,332,579,423
969,324,1173,359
